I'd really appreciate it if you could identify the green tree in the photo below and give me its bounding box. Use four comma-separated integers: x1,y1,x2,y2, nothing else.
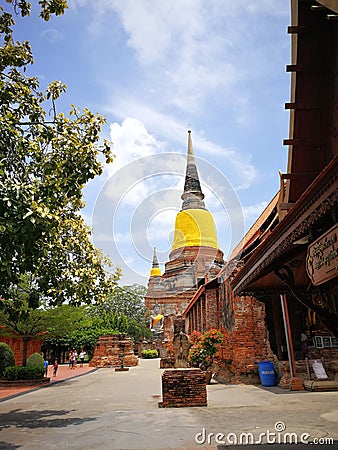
0,1,121,364
95,285,148,322
40,305,118,359
87,284,151,341
38,291,151,360
0,274,51,365
0,342,15,377
0,1,120,301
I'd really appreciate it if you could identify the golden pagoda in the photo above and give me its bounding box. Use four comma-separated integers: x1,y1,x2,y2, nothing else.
149,247,161,277
145,131,224,330
172,130,220,251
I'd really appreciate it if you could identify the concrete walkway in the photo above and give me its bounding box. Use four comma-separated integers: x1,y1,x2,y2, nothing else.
0,363,96,401
0,358,337,449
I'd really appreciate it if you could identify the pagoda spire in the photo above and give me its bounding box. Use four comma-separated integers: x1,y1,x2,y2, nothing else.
181,130,206,211
150,247,161,277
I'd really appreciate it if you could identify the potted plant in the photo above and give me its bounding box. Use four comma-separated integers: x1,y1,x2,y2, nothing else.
163,339,174,358
188,329,224,383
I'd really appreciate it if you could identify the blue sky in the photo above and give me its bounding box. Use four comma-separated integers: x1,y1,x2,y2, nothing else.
14,1,291,285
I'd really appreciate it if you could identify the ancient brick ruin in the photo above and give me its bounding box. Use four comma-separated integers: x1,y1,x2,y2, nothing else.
89,334,138,368
215,294,277,384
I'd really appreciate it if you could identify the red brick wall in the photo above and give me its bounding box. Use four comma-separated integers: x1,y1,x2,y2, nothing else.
0,336,43,366
185,279,277,384
205,288,219,329
215,291,277,384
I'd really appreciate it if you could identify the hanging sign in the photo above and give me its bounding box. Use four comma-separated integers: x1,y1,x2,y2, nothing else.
306,223,338,286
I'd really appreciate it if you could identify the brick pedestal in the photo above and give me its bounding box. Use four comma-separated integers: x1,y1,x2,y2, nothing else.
161,368,207,407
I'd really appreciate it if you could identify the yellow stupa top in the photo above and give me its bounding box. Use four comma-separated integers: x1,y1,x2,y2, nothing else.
171,131,220,251
150,267,162,277
172,209,219,250
150,247,162,277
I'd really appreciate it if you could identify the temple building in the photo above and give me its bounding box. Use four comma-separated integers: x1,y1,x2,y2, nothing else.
183,0,338,388
133,0,338,388
144,131,224,330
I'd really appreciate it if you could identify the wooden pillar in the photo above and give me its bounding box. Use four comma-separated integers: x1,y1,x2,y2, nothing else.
280,294,297,377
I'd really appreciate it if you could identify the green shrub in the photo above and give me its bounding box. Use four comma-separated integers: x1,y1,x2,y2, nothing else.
0,343,15,377
141,349,158,359
3,366,45,380
26,352,44,368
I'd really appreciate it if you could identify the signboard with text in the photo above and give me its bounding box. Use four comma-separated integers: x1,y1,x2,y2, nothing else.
306,223,338,286
310,360,329,380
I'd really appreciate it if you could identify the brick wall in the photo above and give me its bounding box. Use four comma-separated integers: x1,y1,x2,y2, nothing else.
205,288,219,329
0,336,43,366
215,292,277,384
89,334,138,368
161,368,207,407
185,278,277,385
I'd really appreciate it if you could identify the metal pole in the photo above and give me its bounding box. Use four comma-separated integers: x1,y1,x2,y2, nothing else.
280,293,297,378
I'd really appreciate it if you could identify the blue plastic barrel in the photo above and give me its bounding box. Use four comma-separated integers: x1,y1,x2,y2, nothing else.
258,361,276,387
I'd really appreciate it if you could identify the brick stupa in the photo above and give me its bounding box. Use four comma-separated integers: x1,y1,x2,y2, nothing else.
145,131,224,328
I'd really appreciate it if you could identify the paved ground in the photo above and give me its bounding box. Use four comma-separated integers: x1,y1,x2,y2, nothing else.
0,359,337,449
0,363,95,401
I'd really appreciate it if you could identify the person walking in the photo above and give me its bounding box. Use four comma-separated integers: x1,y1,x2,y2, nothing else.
73,350,78,368
79,350,86,367
68,351,74,369
53,360,58,377
43,358,49,377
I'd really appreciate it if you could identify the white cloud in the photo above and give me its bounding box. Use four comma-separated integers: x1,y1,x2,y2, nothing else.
69,0,87,8
103,115,256,191
106,120,183,196
41,28,63,43
106,1,236,112
80,210,93,228
90,0,288,116
84,0,288,282
103,1,204,66
109,118,164,172
124,256,135,266
113,232,128,243
146,208,178,250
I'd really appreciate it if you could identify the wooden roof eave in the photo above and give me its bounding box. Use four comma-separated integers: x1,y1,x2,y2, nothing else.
231,154,338,294
317,0,338,14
